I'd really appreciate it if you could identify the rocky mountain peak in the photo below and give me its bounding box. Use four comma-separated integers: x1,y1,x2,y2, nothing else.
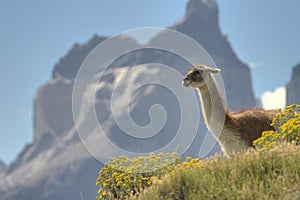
185,0,217,20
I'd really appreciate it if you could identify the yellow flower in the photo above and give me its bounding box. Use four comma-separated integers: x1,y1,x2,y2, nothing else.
102,182,108,188
150,152,155,157
158,152,164,157
186,156,192,161
112,172,119,178
117,181,123,187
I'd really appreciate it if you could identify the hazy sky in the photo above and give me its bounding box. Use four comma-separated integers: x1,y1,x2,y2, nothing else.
1,0,299,164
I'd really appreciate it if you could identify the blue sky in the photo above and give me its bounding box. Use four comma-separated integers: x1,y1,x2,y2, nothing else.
0,0,299,164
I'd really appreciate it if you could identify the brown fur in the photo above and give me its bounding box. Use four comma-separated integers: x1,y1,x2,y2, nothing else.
225,109,278,147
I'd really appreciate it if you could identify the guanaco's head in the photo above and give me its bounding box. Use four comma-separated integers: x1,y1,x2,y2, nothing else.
182,65,220,88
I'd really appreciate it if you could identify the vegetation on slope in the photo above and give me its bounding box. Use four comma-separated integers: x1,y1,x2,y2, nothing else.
133,104,300,200
95,105,300,200
133,144,300,200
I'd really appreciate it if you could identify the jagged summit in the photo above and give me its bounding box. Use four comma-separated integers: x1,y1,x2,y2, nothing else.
52,35,107,80
52,34,140,80
172,0,218,34
185,0,217,19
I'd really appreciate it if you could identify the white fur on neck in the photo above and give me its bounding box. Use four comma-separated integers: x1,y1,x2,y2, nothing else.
197,74,247,156
197,74,226,135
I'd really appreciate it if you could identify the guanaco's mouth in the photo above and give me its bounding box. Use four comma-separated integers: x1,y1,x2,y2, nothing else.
182,78,192,87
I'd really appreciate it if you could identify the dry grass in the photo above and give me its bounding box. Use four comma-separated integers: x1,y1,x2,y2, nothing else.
131,144,300,200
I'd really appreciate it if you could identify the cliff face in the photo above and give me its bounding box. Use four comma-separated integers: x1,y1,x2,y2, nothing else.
34,78,74,143
0,0,257,199
34,36,107,143
287,63,300,105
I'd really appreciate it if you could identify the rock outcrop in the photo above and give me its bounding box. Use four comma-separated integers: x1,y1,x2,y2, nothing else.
0,160,6,171
287,63,300,105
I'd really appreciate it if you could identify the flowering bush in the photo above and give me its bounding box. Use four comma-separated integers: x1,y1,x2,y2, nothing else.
96,152,181,199
96,152,203,199
253,104,300,150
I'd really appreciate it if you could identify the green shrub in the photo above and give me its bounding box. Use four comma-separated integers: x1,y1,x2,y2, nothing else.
253,104,300,150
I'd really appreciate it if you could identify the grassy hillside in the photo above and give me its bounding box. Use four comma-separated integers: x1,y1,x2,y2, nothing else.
132,144,300,200
95,105,300,199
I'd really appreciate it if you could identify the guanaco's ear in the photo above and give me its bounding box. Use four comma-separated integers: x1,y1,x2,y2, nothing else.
195,64,220,74
208,67,221,74
201,65,221,74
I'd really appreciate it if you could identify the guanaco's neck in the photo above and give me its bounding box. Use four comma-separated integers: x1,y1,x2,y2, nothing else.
197,74,227,138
